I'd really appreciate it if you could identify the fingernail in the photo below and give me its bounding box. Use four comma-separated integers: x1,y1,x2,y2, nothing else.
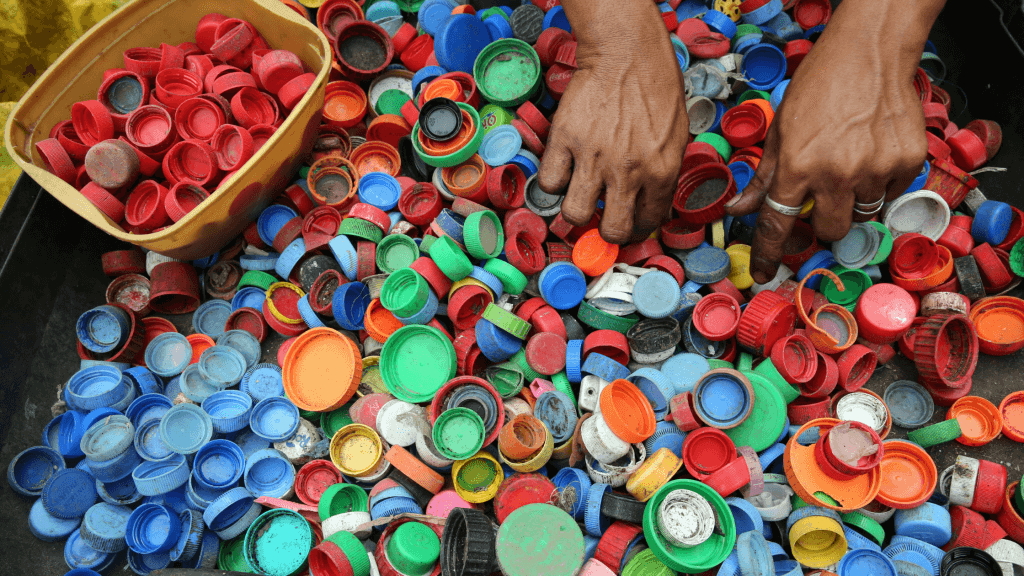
724,195,740,208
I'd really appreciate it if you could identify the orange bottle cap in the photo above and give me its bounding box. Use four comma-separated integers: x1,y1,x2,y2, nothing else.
572,230,619,277
947,396,1003,446
999,391,1024,442
874,439,937,509
599,379,656,444
283,327,362,412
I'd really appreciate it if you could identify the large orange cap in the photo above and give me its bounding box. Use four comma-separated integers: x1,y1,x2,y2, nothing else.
948,396,1003,446
283,327,362,412
1000,391,1024,442
783,418,881,512
572,229,619,277
599,379,656,443
874,439,936,509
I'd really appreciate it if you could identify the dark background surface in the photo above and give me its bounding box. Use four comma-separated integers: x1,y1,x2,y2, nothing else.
0,1,1023,574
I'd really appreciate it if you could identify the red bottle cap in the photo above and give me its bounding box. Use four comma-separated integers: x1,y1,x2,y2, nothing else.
681,427,736,478
101,249,146,277
162,139,221,187
279,72,317,110
157,42,185,71
834,344,876,392
249,124,278,152
392,22,417,55
258,49,304,94
185,54,215,82
273,217,305,255
80,182,126,222
798,350,839,399
854,283,917,345
645,255,686,286
962,119,1002,161
493,473,556,524
533,27,572,68
545,64,573,101
126,105,178,155
666,392,702,432
937,223,975,258
195,13,229,52
210,21,255,62
398,182,443,227
617,238,663,266
703,456,752,497
971,459,1007,515
348,203,391,233
334,20,394,82
787,395,831,425
708,277,746,305
149,261,201,314
512,119,545,157
692,293,741,341
210,124,254,172
399,33,434,72
971,243,1013,292
35,138,77,184
947,128,988,172
486,164,527,210
784,39,812,77
174,96,226,142
410,257,452,300
231,87,278,129
123,47,162,80
721,103,768,149
212,71,257,99
164,181,211,222
517,101,550,141
224,307,267,343
155,68,203,108
770,333,817,384
71,100,115,146
914,313,978,390
736,290,797,356
125,180,169,229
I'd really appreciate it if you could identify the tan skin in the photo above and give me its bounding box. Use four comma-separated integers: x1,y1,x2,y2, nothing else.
540,0,946,284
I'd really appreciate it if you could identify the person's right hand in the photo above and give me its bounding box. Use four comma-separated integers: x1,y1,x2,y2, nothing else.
724,0,941,284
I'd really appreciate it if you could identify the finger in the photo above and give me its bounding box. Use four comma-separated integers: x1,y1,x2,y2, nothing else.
537,130,574,195
724,125,780,217
852,177,887,223
559,157,603,228
810,186,855,241
598,175,639,245
748,171,809,284
634,174,677,236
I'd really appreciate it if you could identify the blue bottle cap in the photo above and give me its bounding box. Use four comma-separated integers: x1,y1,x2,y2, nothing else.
633,271,683,319
249,396,300,442
893,503,952,547
371,496,422,520
838,549,899,576
512,149,540,174
796,250,836,290
86,442,143,484
144,332,192,378
581,352,630,382
883,380,935,428
469,266,505,299
435,209,466,244
193,439,245,492
484,14,514,41
435,14,492,74
182,528,219,569
41,469,98,520
230,428,273,461
584,483,611,537
197,345,247,388
371,485,415,510
642,421,687,457
565,339,584,383
365,0,400,20
257,205,299,247
328,235,359,281
412,65,447,96
126,503,180,554
627,368,676,418
832,222,881,270
418,0,457,36
7,445,65,497
133,454,190,496
693,369,753,428
192,300,232,339
332,282,371,331
216,330,260,370
134,419,174,463
202,486,256,532
476,319,522,363
757,442,786,473
358,172,402,211
76,305,131,354
741,44,787,91
728,161,755,193
583,534,600,563
240,363,284,404
240,253,279,271
769,79,789,110
81,414,135,463
551,467,590,520
726,496,765,536
741,0,783,25
972,200,1014,245
243,448,296,498
160,403,213,455
144,485,190,516
127,549,171,575
534,390,578,444
80,502,132,553
685,246,732,284
96,474,143,506
737,529,774,576
538,262,587,310
297,294,328,329
905,162,930,194
124,367,163,397
64,528,115,570
231,286,267,312
479,125,523,167
395,287,439,325
275,238,307,279
179,364,219,404
703,9,737,38
66,365,128,412
542,5,571,32
660,352,710,395
203,389,255,434
844,525,882,552
28,497,80,542
733,33,763,56
775,22,804,41
185,474,225,511
168,508,204,563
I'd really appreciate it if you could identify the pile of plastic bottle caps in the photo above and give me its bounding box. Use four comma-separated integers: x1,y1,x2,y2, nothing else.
10,0,1024,576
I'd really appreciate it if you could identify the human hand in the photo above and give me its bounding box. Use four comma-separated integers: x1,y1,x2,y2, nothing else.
538,0,689,244
724,0,938,284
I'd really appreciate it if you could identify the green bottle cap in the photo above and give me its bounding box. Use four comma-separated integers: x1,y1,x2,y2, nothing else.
820,266,872,306
867,221,895,266
430,235,474,281
376,234,420,274
299,166,310,179
480,7,508,21
736,352,755,372
387,522,441,576
550,371,577,411
642,480,735,573
495,504,585,576
694,132,732,162
238,270,277,291
473,39,542,108
376,89,411,116
339,218,385,243
381,268,431,318
841,511,886,546
486,362,526,399
906,418,962,448
707,359,734,370
622,548,676,576
243,509,315,576
380,325,458,403
463,210,504,260
432,407,486,460
218,534,254,572
299,408,320,421
321,401,355,438
318,483,369,521
725,370,787,452
419,234,438,255
483,258,528,295
752,358,801,404
480,104,514,135
412,103,484,168
736,89,771,104
327,530,371,576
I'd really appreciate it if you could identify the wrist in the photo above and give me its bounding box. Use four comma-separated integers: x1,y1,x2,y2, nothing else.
561,0,676,70
820,0,944,75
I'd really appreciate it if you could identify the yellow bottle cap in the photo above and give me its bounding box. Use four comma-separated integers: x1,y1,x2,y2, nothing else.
330,423,384,477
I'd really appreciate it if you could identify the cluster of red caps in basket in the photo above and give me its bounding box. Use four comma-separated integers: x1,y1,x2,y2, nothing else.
33,13,315,232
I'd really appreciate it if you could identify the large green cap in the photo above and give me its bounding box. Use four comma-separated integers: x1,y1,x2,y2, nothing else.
388,522,441,576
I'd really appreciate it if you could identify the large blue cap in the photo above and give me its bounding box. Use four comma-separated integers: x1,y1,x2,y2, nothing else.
551,467,590,520
202,486,255,531
534,390,578,444
275,238,307,279
741,0,782,25
133,454,190,496
77,305,131,354
127,549,172,575
144,332,192,378
7,445,65,497
633,271,683,319
742,44,787,90
436,14,492,74
884,380,934,428
240,363,284,403
192,299,232,339
215,329,260,370
972,200,1014,245
686,246,732,284
661,352,711,394
231,286,267,312
42,468,98,519
838,549,899,576
844,524,882,552
179,363,220,404
124,367,163,397
96,473,143,506
249,396,300,442
257,205,298,247
67,365,128,412
359,172,402,211
104,74,145,114
203,389,254,434
64,528,116,570
230,428,273,461
693,370,753,428
87,443,142,484
412,65,447,96
703,9,737,38
28,497,80,542
479,125,522,167
476,319,522,362
627,368,675,418
297,294,328,329
160,403,213,455
905,162,931,194
168,508,204,563
893,502,952,547
538,262,587,310
581,352,629,382
193,439,245,492
565,339,584,383
584,483,612,537
542,5,571,32
197,345,247,389
365,0,400,20
240,253,279,271
484,14,514,41
134,418,174,463
726,497,765,536
333,281,371,331
81,414,135,462
328,234,359,281
125,503,180,554
418,0,457,36
80,502,132,553
243,448,296,498
643,421,687,457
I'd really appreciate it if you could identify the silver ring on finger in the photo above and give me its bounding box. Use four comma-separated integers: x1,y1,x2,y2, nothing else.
764,197,803,217
853,197,884,211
